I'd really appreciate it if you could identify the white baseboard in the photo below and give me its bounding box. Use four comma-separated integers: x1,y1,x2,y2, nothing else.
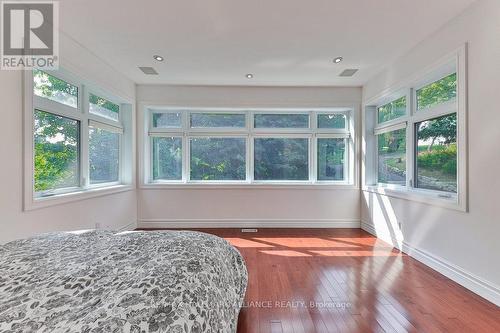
116,221,137,232
361,220,500,306
138,218,361,229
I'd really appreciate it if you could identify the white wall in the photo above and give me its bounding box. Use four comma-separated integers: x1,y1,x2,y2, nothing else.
137,85,362,228
0,33,137,244
361,0,500,305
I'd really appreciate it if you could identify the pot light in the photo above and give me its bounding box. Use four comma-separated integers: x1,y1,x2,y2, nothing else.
246,73,254,79
153,55,164,62
333,56,343,64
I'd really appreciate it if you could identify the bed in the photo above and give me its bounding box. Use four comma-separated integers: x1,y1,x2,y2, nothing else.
0,230,248,332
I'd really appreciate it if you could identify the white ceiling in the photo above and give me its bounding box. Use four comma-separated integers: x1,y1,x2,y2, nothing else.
59,0,476,86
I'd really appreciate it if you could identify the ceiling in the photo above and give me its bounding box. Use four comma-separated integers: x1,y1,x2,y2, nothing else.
59,0,476,86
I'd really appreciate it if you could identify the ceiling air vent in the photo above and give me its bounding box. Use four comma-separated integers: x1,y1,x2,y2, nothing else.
139,66,158,75
339,69,358,77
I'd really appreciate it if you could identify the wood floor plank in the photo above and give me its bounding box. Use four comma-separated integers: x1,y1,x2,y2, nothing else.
139,228,500,333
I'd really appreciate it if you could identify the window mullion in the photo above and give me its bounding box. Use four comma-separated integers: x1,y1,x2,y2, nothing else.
81,85,90,189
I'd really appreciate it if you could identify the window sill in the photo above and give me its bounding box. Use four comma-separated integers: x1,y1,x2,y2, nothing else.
141,182,358,190
25,184,134,211
362,185,467,212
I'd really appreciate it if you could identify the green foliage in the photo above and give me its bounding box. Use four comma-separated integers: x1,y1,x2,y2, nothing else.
190,138,246,180
89,93,119,113
378,129,406,154
417,73,456,110
33,70,78,108
417,143,457,175
318,114,346,129
191,113,245,128
34,110,79,192
417,113,456,146
378,96,406,123
254,138,308,180
317,139,345,180
89,128,119,184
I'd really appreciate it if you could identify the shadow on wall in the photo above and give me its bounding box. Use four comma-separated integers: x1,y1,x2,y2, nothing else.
361,191,449,253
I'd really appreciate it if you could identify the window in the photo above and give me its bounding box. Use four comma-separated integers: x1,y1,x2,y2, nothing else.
190,138,246,180
89,93,120,121
89,124,120,184
377,96,406,123
415,112,457,193
254,113,309,128
254,138,309,181
417,73,456,110
317,138,346,181
318,113,346,129
152,136,182,181
26,69,129,206
368,50,466,209
377,128,406,186
152,111,182,128
34,110,80,194
190,113,246,128
146,109,354,184
33,69,78,108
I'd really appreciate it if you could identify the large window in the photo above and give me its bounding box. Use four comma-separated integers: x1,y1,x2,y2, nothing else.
369,56,464,207
146,109,353,184
27,69,128,203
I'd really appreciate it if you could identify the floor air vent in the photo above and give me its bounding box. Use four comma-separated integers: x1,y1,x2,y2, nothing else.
241,228,258,233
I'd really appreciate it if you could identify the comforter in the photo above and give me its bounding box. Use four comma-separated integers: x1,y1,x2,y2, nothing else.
0,230,248,332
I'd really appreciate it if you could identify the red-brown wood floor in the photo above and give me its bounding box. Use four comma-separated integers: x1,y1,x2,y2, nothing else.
139,228,500,333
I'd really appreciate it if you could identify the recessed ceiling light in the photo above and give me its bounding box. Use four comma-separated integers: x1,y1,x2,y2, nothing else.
153,55,164,62
246,73,254,79
333,56,343,64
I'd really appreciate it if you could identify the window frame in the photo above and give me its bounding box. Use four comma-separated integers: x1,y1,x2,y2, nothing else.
144,108,355,187
24,68,132,211
364,46,467,211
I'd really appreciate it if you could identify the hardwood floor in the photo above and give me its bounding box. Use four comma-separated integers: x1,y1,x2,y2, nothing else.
140,228,500,333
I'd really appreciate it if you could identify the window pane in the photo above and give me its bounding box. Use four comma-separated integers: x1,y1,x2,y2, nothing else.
153,112,182,128
378,129,406,185
254,138,309,180
34,110,79,193
190,138,246,180
415,113,457,193
33,70,78,108
317,138,345,181
254,114,309,128
89,93,119,121
417,73,457,110
190,113,245,128
152,137,182,181
89,127,120,184
377,96,406,123
317,113,346,129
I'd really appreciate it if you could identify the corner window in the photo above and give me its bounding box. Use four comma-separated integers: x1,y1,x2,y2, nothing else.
146,109,354,185
367,50,466,209
26,69,130,205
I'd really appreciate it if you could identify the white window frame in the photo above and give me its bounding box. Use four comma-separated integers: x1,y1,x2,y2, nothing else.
363,45,468,211
23,68,132,211
143,107,355,187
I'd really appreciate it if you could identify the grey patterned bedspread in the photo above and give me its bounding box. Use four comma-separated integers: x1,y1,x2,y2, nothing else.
0,230,248,332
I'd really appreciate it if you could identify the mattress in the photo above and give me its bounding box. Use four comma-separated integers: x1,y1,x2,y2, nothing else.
0,230,248,332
